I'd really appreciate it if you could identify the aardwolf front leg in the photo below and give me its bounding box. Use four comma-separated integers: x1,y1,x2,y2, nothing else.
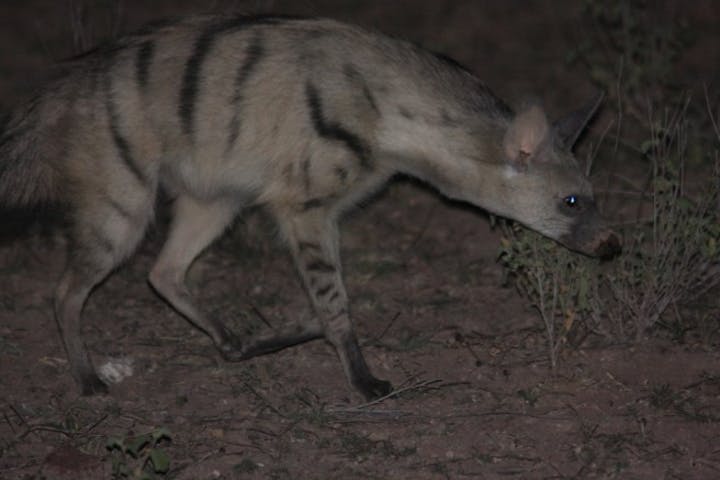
149,195,244,355
275,208,392,400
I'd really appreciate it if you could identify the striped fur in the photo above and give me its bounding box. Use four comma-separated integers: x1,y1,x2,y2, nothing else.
0,15,619,399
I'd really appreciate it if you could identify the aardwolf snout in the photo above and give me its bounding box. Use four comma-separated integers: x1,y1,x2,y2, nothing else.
589,230,622,259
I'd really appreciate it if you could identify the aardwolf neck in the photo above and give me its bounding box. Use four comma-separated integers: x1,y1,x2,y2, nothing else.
369,49,514,212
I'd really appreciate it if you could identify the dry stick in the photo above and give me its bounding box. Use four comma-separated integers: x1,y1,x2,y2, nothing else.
8,405,27,427
18,425,72,440
213,439,268,452
84,413,109,434
588,117,616,177
119,411,155,426
330,379,444,412
683,373,720,391
692,458,720,473
246,426,279,439
393,370,427,391
3,410,16,435
368,311,401,345
8,405,46,441
464,343,482,365
242,382,286,418
277,417,312,440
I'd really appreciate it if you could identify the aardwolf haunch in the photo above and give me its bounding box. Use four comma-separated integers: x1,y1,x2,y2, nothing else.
0,15,620,400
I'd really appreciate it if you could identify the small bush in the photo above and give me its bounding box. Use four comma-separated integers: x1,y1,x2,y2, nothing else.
499,223,597,369
106,428,172,480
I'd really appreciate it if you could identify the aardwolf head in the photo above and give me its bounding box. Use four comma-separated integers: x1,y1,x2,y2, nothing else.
498,94,621,258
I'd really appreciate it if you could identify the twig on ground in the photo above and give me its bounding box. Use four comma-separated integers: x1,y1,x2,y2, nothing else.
367,311,401,345
8,405,27,427
2,411,14,435
18,424,73,440
84,413,109,434
329,378,445,412
242,382,286,418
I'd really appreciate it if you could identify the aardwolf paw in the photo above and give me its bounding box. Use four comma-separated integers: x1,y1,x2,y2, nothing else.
217,334,246,362
355,376,393,401
80,374,109,396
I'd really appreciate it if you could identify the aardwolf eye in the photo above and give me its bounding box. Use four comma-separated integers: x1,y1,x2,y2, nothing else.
564,195,578,207
560,194,585,215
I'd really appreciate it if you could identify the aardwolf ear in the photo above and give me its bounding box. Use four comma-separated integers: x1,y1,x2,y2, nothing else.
554,91,605,150
503,104,549,169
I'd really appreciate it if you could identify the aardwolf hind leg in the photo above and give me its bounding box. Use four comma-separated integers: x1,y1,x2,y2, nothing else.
149,195,244,356
55,202,153,395
275,208,392,400
56,264,116,395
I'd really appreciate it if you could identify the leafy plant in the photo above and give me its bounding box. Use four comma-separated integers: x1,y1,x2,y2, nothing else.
106,428,172,480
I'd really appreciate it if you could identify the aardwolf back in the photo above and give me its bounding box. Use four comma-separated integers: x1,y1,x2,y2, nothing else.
0,15,619,399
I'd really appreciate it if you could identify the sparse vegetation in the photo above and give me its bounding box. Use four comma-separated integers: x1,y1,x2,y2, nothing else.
500,0,720,365
499,222,596,368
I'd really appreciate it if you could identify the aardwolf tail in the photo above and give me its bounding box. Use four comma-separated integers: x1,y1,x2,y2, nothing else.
0,100,59,209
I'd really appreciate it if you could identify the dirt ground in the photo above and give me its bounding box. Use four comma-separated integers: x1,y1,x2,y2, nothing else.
1,1,720,479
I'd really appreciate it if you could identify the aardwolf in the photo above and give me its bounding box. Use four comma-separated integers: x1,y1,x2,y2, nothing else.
0,15,619,400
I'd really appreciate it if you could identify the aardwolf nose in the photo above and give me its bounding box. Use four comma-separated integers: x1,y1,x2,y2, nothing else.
593,231,622,259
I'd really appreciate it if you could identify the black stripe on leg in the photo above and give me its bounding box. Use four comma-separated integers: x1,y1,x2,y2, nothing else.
301,156,312,192
335,166,348,184
306,260,335,273
316,283,334,297
305,82,372,169
301,198,326,211
397,106,415,120
298,241,322,254
87,225,116,255
106,197,134,220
